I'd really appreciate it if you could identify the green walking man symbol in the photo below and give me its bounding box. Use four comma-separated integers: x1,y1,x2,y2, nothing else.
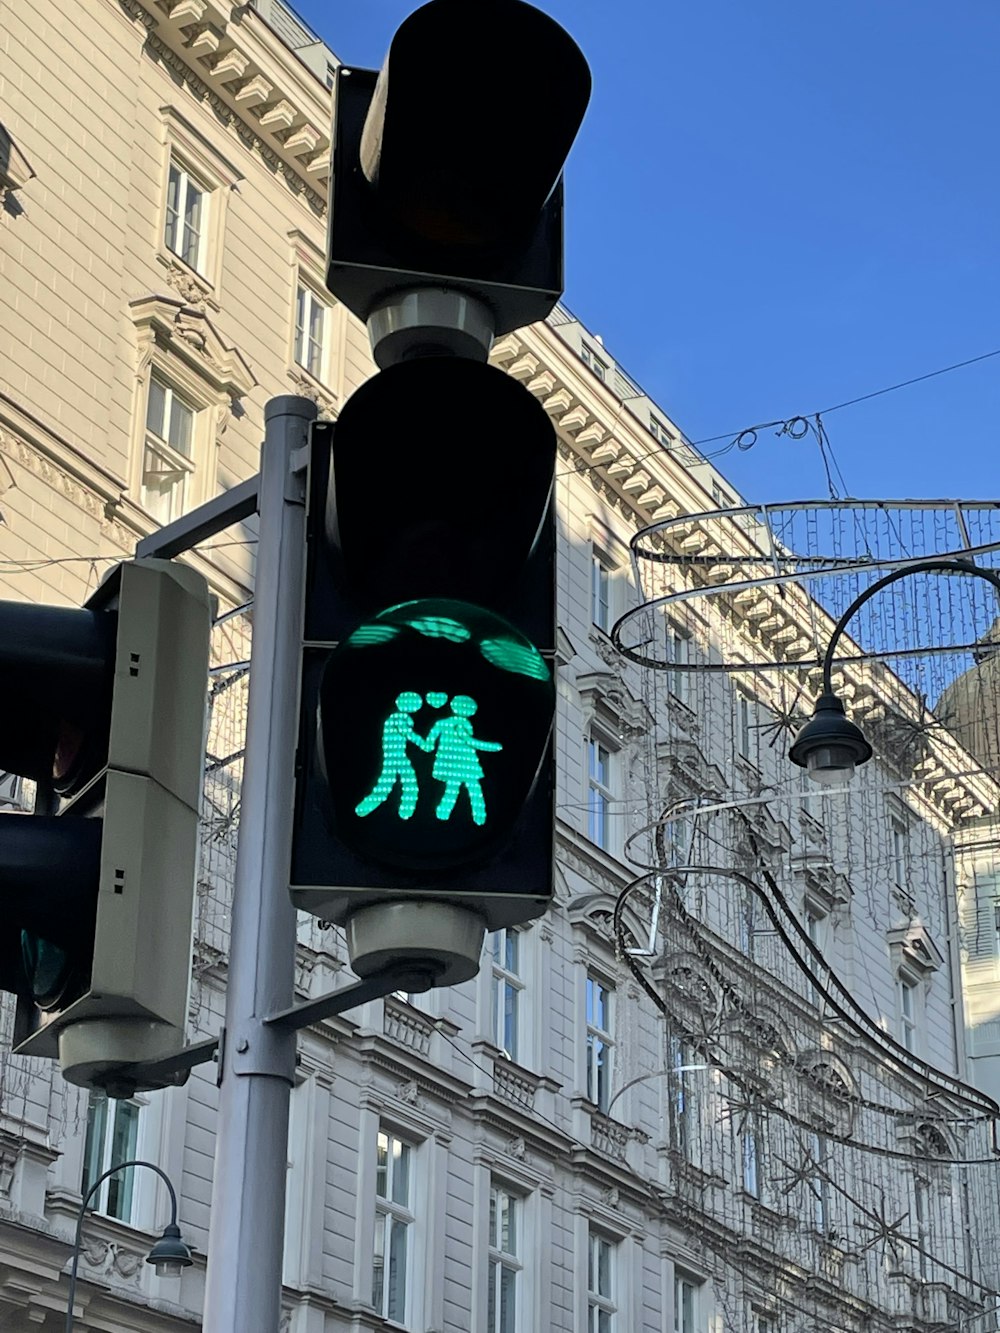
354,692,502,826
355,691,430,821
425,695,502,826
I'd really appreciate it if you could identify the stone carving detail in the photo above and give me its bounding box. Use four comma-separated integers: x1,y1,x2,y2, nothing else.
163,260,212,310
507,1135,527,1161
80,1237,145,1284
0,430,122,536
287,370,336,421
398,1079,421,1106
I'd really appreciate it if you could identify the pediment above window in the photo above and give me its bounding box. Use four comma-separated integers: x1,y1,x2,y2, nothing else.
130,295,257,403
658,741,726,805
0,122,35,195
577,671,653,740
887,919,944,976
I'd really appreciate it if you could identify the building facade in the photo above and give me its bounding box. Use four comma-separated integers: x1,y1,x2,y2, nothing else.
2,2,1000,1331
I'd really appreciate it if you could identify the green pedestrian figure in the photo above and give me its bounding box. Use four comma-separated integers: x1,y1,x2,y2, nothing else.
425,695,502,826
355,691,431,821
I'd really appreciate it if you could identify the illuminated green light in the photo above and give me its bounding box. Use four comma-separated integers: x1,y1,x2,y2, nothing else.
480,636,549,681
355,691,502,826
348,624,400,646
403,615,471,643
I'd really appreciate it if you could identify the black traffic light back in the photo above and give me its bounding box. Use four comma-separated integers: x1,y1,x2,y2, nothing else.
326,1,591,339
360,0,592,254
0,601,116,794
0,560,212,1091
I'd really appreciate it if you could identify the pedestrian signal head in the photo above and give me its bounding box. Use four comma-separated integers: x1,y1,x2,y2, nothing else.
316,599,553,872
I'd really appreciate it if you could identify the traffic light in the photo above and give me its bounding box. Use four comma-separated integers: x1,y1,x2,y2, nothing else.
290,358,558,978
292,0,589,984
0,560,212,1093
325,0,591,365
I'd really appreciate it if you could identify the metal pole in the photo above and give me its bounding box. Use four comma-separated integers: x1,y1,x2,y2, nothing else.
202,397,315,1333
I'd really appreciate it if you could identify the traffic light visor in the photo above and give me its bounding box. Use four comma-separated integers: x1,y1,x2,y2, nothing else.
325,357,556,617
360,0,592,252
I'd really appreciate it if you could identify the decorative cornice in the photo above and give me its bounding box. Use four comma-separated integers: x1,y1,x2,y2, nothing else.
130,294,257,401
126,0,330,211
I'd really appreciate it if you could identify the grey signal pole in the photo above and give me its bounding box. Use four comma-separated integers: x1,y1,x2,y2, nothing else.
202,397,316,1333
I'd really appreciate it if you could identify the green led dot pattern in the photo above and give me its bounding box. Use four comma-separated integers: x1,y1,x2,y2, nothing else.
355,691,502,826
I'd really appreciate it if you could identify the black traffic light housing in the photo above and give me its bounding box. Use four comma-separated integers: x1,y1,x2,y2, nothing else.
291,375,556,935
326,0,591,355
0,560,212,1093
298,0,589,980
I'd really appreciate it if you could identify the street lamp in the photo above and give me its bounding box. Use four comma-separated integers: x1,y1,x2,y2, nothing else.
65,1157,193,1333
789,559,1000,784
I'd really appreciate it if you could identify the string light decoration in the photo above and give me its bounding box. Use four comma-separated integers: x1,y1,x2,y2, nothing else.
598,490,1000,1331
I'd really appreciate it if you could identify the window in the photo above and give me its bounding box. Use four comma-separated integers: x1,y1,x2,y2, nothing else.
165,158,207,273
756,1317,777,1333
891,815,908,891
665,623,691,706
591,551,612,631
804,906,825,952
808,1131,830,1233
587,736,613,849
913,1176,930,1277
142,372,196,523
898,975,918,1052
669,1033,698,1156
587,1229,615,1333
586,973,614,1112
0,771,22,809
487,1183,520,1333
81,1093,140,1222
736,691,754,760
674,1274,697,1333
649,414,674,448
739,884,757,958
741,1122,760,1198
581,343,608,382
490,928,523,1061
373,1130,413,1323
711,480,735,510
294,282,330,382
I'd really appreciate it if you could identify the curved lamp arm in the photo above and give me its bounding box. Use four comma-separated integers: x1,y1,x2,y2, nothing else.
605,1064,708,1116
820,558,1000,696
65,1158,180,1333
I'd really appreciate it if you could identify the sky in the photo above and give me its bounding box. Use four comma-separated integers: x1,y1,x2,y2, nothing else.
292,0,1000,506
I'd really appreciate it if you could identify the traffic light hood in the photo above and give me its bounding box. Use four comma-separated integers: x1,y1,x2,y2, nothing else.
324,356,555,618
361,0,592,254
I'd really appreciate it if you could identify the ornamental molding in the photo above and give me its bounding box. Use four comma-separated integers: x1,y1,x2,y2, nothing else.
887,918,945,976
130,294,258,403
0,121,36,199
286,368,337,420
124,0,330,211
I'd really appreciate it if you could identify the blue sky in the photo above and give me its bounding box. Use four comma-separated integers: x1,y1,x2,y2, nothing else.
294,0,1000,504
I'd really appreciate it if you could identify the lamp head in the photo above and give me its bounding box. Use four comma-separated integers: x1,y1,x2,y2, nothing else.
145,1222,194,1278
789,691,872,785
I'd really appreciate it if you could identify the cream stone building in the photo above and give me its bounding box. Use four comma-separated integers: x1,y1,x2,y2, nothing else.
2,3,1000,1332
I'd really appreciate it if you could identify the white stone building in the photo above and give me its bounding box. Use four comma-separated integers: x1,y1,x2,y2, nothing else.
2,2,1000,1331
